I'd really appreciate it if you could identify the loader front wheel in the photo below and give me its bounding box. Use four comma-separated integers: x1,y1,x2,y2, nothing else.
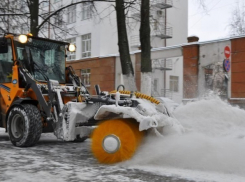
7,104,42,147
91,119,144,164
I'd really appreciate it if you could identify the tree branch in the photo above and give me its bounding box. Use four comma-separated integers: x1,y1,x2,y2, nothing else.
37,0,115,31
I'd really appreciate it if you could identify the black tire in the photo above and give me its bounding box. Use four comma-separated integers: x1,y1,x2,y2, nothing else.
7,104,42,147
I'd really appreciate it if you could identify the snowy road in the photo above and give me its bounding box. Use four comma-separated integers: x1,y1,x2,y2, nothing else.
0,131,195,182
1,96,245,182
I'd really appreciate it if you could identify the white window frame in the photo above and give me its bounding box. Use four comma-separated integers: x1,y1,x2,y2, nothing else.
67,5,76,24
42,0,49,7
153,78,158,91
170,75,179,92
81,3,92,20
81,34,91,58
81,69,91,87
66,38,76,61
55,12,63,26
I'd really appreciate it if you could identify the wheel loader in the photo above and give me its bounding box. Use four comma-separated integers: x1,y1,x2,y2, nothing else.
0,33,179,164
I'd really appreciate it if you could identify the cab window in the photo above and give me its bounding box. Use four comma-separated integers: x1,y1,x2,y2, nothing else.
0,39,13,83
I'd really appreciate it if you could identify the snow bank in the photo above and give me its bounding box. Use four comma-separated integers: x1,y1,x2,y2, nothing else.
123,95,245,181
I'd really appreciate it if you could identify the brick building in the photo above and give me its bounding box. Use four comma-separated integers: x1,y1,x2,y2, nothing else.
67,35,245,106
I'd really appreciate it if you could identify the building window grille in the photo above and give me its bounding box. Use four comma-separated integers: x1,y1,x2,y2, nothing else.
81,69,91,86
153,78,158,91
82,33,91,58
81,3,92,20
67,5,76,24
170,75,179,92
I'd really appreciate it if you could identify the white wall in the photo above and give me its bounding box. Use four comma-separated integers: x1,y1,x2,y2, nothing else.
97,3,119,56
151,47,183,103
166,0,188,46
41,0,188,60
115,46,184,103
165,56,183,103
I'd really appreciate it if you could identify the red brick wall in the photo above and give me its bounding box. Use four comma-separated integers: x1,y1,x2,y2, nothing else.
66,57,116,95
231,37,245,98
183,44,199,98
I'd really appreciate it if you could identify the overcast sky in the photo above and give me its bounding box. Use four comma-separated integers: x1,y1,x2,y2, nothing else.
188,0,239,42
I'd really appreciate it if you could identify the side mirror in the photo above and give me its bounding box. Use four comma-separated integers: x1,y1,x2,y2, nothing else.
0,37,8,53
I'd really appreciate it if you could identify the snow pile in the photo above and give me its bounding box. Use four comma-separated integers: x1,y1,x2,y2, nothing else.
124,95,245,181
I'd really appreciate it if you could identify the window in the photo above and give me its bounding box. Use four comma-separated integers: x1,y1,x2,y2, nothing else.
153,79,158,91
42,22,49,31
41,14,49,31
66,38,76,61
54,0,61,3
20,24,28,34
170,76,179,92
42,0,49,7
81,3,92,20
153,20,158,30
55,12,63,26
0,39,13,83
11,1,17,10
15,39,66,83
19,1,26,8
10,26,18,34
82,34,91,58
81,69,90,86
67,5,76,24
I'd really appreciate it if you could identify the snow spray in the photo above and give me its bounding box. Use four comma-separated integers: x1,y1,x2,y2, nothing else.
125,94,245,177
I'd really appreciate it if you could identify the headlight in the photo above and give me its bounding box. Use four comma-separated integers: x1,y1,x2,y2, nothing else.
68,44,76,52
18,35,28,44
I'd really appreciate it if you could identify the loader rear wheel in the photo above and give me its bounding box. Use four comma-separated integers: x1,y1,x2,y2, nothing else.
91,118,144,164
7,104,42,147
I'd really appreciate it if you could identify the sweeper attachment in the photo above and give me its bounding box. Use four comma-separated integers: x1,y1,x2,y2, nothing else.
0,34,178,164
88,89,179,164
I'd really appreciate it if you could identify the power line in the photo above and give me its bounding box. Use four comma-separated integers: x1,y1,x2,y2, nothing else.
190,0,222,28
190,3,235,17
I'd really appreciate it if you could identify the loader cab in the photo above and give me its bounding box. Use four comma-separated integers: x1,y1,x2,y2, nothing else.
0,34,77,129
0,37,13,83
14,36,68,84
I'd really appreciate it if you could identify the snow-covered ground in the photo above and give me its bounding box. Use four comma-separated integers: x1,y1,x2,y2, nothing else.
124,95,245,182
0,131,193,182
1,95,245,182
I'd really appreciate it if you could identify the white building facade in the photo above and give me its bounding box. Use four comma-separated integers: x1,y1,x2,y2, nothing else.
40,0,188,61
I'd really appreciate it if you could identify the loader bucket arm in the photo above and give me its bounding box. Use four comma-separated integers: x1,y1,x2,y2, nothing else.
19,67,52,119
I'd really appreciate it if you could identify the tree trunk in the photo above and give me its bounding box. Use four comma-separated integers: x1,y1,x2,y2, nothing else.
29,0,39,36
140,0,151,95
115,0,137,91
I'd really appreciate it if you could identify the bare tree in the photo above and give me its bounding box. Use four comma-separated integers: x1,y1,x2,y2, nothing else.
115,0,137,91
140,0,151,95
0,0,138,91
0,1,29,34
0,0,115,37
229,1,245,36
